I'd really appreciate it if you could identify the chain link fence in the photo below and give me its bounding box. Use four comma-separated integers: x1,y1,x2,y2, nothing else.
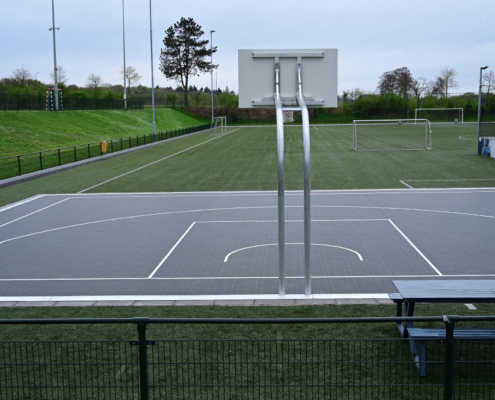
0,124,211,181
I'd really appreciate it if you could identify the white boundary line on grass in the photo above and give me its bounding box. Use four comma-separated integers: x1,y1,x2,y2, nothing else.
77,128,241,194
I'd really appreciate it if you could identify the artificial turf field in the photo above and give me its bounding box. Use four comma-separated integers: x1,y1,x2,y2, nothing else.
1,123,495,208
1,122,495,398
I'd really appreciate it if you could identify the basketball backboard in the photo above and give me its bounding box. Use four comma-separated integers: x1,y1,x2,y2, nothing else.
238,49,338,108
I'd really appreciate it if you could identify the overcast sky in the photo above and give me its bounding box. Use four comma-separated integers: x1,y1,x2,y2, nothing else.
1,0,494,95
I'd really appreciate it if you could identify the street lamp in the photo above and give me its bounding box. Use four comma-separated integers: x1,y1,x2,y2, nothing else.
48,0,60,111
210,30,215,123
478,66,489,153
122,0,127,111
35,72,39,91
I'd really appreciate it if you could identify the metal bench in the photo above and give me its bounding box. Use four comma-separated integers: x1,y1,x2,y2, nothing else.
408,328,495,376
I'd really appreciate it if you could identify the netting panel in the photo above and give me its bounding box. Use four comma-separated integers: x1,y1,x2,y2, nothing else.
353,119,431,151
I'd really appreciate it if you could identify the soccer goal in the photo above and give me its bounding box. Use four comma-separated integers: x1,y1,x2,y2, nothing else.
209,117,227,136
415,108,463,124
353,119,432,151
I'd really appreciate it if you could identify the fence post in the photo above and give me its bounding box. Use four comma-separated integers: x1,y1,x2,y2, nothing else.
17,155,21,175
39,152,43,170
58,149,61,166
4,93,6,112
132,318,151,400
444,315,455,400
88,143,91,159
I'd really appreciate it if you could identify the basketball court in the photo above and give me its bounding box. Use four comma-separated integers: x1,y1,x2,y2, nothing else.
1,188,494,301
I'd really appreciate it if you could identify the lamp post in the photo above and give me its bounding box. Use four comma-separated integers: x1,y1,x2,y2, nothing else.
478,66,489,153
122,0,127,111
48,0,60,111
35,72,39,91
149,0,156,141
210,30,215,123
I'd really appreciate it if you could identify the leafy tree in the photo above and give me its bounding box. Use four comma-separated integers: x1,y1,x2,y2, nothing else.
86,73,103,89
377,67,414,99
49,65,68,85
159,17,217,106
120,66,142,91
166,93,179,107
10,67,33,88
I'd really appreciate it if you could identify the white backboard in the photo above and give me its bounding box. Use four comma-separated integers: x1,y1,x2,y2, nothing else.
238,49,338,108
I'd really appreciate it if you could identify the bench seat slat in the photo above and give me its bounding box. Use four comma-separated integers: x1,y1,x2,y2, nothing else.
408,328,495,340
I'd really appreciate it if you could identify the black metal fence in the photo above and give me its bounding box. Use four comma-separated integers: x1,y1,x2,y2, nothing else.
0,315,494,399
0,124,211,181
0,93,143,111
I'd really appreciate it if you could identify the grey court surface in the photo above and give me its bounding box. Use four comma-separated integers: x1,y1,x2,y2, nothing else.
0,188,494,302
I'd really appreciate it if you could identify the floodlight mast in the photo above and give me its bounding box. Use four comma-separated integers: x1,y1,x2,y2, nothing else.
210,30,215,123
478,66,489,152
49,0,59,111
122,0,127,111
149,0,156,141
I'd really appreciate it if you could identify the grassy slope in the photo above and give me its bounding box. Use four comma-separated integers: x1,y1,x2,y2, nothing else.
0,108,207,157
1,124,495,207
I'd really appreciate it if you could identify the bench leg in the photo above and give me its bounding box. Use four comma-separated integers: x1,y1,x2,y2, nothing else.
404,301,415,338
410,339,427,377
394,300,406,338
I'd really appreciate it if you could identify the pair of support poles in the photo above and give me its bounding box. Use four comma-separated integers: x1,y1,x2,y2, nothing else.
274,56,313,296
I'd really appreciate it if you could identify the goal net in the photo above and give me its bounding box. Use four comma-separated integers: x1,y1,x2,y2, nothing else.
415,108,463,124
209,117,227,136
353,119,432,151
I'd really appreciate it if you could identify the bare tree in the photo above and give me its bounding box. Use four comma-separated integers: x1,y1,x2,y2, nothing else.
86,73,103,89
483,69,495,96
433,67,459,97
49,65,68,86
10,67,33,88
120,66,142,90
411,77,431,99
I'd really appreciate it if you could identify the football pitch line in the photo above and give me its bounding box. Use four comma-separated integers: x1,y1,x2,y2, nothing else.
77,128,241,194
400,178,495,189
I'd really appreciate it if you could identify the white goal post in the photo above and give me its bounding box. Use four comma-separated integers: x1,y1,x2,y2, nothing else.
353,119,432,151
415,108,463,124
209,117,227,135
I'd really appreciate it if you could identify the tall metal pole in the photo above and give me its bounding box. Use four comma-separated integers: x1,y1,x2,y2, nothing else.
297,61,312,295
50,0,59,111
478,66,489,139
210,30,215,123
149,0,156,141
122,0,127,111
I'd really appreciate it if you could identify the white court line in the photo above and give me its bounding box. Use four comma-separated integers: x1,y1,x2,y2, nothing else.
224,243,363,262
388,219,442,276
1,274,495,282
0,293,390,302
0,198,69,229
400,180,414,189
77,128,241,194
0,195,45,213
148,222,196,278
2,204,494,247
404,178,495,182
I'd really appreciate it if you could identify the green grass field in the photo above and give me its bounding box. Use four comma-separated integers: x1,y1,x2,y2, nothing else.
0,108,208,157
1,122,495,398
1,123,494,207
